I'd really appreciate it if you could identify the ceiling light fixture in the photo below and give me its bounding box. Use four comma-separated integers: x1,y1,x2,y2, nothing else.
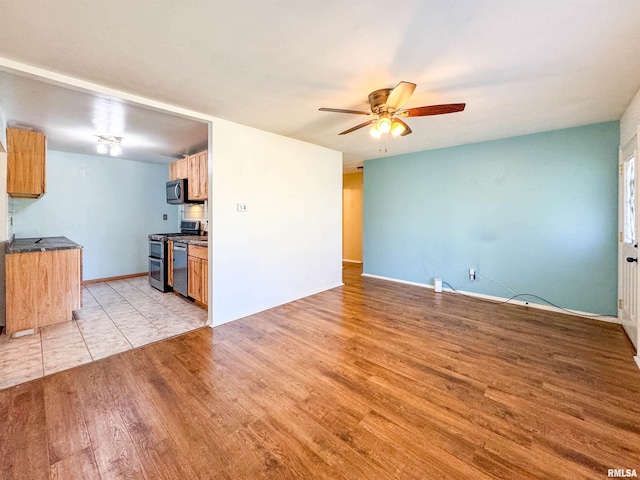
369,112,408,139
376,114,392,134
390,120,407,137
96,137,108,154
96,135,123,156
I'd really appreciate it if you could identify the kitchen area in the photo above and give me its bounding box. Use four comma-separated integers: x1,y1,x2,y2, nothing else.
0,70,211,390
148,150,210,307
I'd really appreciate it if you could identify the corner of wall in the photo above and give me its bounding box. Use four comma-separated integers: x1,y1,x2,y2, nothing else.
0,105,6,327
0,105,6,152
621,87,640,146
0,153,8,242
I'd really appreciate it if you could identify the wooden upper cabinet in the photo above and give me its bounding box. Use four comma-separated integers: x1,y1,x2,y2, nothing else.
169,157,188,181
7,128,47,198
169,149,208,200
188,151,208,201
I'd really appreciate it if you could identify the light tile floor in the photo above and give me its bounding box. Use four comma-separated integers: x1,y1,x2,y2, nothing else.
0,275,208,390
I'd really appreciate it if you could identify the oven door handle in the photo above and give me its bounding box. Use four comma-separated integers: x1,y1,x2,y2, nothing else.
148,256,164,261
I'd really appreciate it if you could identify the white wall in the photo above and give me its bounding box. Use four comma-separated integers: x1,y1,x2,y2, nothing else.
0,107,8,242
621,87,640,146
0,106,6,151
13,150,180,280
0,107,6,327
211,118,343,325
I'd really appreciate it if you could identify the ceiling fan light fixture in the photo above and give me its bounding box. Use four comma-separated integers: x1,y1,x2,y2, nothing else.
391,120,406,137
377,116,392,134
319,81,465,138
369,126,382,139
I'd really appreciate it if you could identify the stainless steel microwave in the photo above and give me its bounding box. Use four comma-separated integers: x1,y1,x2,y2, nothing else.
167,178,205,204
166,178,188,204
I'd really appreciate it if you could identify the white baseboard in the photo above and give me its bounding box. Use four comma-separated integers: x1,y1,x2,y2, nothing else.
342,259,362,264
211,281,345,327
362,273,435,290
361,272,619,324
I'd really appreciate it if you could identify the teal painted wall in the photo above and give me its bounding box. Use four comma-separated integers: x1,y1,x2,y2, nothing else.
12,150,180,280
363,121,620,315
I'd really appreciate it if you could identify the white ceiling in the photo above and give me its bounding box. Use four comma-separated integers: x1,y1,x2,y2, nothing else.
0,70,208,163
0,1,639,172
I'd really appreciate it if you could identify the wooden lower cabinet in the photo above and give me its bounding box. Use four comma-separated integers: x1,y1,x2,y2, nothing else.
6,248,82,335
202,260,208,306
167,240,174,287
187,256,203,301
187,245,208,306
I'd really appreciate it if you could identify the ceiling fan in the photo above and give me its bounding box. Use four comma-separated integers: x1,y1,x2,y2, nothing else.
319,81,465,138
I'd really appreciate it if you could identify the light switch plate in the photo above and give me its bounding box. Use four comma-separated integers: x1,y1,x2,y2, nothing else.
237,203,248,212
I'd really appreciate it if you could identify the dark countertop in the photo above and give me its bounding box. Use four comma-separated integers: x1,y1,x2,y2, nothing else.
148,233,208,247
6,236,83,254
148,232,182,241
168,235,208,247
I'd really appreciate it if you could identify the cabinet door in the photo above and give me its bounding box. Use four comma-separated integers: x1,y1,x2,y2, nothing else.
40,249,82,328
5,252,39,334
202,259,208,306
5,248,81,334
186,151,208,201
7,128,47,198
187,256,202,302
197,150,208,200
169,158,189,181
167,240,174,287
177,158,189,179
187,155,199,200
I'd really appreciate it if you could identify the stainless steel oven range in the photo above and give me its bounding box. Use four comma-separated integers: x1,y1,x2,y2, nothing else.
148,238,169,291
148,220,201,292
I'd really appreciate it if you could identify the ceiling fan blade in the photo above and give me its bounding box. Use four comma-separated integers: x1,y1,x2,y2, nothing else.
398,103,466,117
385,81,416,112
338,119,376,135
319,107,372,115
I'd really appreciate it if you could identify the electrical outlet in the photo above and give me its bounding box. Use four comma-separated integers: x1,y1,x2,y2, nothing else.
469,268,476,280
237,203,248,212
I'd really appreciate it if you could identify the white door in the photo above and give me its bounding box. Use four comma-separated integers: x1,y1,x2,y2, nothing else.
618,136,638,351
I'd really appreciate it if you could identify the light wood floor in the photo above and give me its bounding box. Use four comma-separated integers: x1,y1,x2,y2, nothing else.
1,263,639,479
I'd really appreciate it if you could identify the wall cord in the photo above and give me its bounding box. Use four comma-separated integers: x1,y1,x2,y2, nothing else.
441,271,615,320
